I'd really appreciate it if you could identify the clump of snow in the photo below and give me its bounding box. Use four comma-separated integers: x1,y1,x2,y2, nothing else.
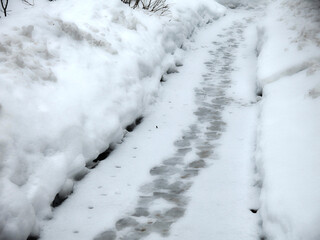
256,0,320,239
0,0,225,239
0,179,36,240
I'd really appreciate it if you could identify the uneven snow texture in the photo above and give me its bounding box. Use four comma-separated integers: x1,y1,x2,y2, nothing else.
258,68,320,240
256,0,320,87
256,0,320,239
0,0,225,239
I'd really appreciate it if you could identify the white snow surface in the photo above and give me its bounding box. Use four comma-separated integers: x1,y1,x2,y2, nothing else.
258,67,320,240
0,1,226,239
256,0,320,87
256,0,320,239
147,8,261,240
40,5,261,240
2,0,320,239
39,21,205,240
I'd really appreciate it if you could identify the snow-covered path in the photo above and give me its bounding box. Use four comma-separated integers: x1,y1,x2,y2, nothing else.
40,5,262,240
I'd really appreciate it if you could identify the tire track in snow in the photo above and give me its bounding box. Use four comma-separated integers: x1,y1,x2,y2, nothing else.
93,19,248,240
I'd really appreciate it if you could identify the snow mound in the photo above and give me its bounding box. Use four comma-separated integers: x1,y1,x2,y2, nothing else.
256,0,320,239
256,0,320,88
0,0,225,239
258,66,320,240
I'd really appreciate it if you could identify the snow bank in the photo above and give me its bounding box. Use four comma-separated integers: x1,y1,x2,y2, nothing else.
0,0,225,239
256,0,320,88
256,0,320,239
258,67,320,240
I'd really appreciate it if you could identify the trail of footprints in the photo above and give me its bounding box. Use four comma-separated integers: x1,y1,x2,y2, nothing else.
94,21,246,240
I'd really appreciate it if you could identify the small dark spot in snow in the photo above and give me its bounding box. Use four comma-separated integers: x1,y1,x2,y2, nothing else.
256,89,263,97
126,116,143,132
115,166,121,168
250,209,258,214
156,126,159,129
73,231,79,234
92,145,115,163
85,161,98,170
27,235,39,240
228,3,238,9
175,61,183,67
136,116,143,126
126,122,136,132
88,206,94,209
167,67,179,74
51,194,68,208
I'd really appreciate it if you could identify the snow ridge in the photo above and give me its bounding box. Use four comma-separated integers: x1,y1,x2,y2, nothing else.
256,0,320,239
0,0,226,239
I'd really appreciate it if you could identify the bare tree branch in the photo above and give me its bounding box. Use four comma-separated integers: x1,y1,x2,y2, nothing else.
22,0,34,6
1,0,9,17
121,0,169,15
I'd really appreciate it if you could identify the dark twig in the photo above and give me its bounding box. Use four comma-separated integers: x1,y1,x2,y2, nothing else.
121,0,169,15
22,0,34,6
1,0,9,17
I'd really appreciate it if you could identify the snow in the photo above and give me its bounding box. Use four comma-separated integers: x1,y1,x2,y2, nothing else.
1,0,320,239
0,0,225,239
40,4,262,240
256,0,320,239
0,179,36,240
148,7,262,240
256,0,320,88
258,68,320,240
38,28,205,240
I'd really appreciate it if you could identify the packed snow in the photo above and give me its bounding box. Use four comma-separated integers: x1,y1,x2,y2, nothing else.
1,0,320,239
39,4,262,240
147,7,262,240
